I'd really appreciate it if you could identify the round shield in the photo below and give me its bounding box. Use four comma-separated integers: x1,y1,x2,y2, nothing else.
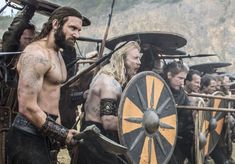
190,62,232,74
194,98,206,164
118,71,177,164
106,32,187,50
199,91,226,157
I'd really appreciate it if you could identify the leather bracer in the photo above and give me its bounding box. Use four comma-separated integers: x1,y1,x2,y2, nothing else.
39,116,68,145
100,98,118,117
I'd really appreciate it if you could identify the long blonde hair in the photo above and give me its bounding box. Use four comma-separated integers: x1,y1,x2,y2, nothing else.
96,41,140,86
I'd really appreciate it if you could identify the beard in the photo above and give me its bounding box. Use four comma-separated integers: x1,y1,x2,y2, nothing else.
125,65,137,81
54,28,75,51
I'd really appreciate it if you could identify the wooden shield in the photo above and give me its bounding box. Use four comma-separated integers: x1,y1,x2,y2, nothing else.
190,62,232,74
106,32,187,50
194,98,206,164
118,71,177,164
196,91,226,160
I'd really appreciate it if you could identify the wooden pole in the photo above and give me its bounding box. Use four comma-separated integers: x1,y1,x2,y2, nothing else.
176,105,235,112
188,93,235,101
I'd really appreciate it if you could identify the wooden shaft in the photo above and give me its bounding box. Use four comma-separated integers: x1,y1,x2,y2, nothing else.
188,93,235,101
98,0,115,59
62,42,127,88
76,60,96,64
62,55,108,88
176,105,235,112
158,54,215,59
77,36,102,43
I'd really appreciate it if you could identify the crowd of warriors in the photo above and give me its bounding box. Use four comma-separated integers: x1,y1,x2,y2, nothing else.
1,4,235,164
159,61,235,164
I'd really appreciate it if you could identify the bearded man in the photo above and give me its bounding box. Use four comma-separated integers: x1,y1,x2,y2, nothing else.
6,7,89,164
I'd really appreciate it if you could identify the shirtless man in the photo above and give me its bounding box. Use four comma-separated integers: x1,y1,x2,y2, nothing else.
76,41,141,164
6,7,88,164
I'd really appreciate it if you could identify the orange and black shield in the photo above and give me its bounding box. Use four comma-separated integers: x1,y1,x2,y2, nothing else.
118,71,177,164
198,91,226,160
194,98,206,164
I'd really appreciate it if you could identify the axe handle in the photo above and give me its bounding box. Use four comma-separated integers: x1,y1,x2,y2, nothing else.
73,125,100,140
73,131,87,140
62,41,127,88
71,112,83,129
188,93,235,101
62,53,111,88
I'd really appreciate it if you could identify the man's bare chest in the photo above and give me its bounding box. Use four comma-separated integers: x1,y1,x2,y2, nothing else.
46,53,67,84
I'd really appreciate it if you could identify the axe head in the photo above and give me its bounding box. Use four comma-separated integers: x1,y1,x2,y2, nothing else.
74,125,127,155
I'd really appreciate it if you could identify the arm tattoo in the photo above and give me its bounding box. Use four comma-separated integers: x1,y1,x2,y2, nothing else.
19,54,50,90
20,54,49,69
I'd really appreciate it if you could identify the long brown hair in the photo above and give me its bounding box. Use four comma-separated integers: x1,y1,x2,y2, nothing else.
34,7,83,41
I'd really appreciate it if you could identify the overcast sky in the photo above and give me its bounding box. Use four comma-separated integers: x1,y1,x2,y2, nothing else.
0,1,17,16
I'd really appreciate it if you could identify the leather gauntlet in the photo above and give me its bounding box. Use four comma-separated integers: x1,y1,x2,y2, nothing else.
39,116,69,145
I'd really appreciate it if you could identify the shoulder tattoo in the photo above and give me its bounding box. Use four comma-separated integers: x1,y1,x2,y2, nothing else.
20,54,49,68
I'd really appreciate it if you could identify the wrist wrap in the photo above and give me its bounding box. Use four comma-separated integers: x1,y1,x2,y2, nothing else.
39,116,69,145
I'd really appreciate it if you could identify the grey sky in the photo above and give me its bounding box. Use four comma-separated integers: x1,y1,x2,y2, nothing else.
0,1,17,16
